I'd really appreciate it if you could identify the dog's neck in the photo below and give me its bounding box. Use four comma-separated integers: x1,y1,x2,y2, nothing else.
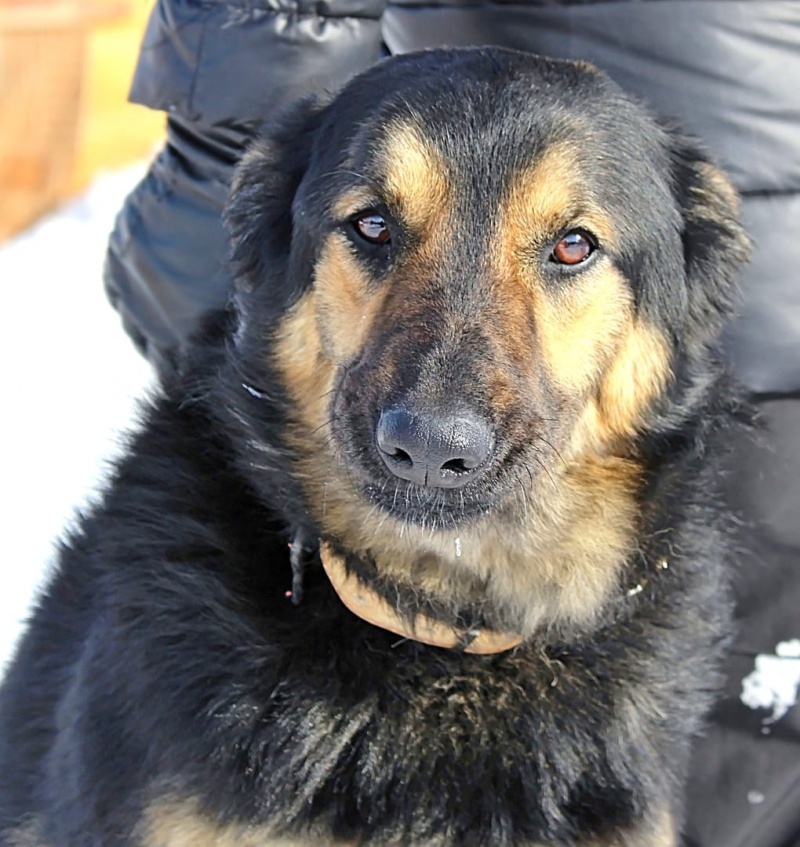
319,542,525,655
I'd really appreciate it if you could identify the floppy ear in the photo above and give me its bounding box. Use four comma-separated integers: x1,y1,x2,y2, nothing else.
224,97,325,297
669,133,751,351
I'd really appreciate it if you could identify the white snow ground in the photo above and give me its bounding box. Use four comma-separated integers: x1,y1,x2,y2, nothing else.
0,165,154,675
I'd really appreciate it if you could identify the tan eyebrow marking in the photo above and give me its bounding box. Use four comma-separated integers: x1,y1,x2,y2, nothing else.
379,121,451,236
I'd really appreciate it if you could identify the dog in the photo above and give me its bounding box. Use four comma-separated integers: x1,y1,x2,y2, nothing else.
0,48,750,846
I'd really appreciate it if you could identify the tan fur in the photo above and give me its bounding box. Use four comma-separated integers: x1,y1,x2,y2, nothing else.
330,187,382,222
496,140,670,412
690,162,741,219
379,122,451,236
573,320,672,453
494,139,672,442
271,230,397,444
140,797,354,847
139,797,672,847
272,293,333,449
502,142,618,249
313,237,393,363
579,810,675,847
529,266,635,394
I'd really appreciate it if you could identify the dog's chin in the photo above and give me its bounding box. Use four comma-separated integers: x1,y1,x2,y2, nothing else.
359,479,500,528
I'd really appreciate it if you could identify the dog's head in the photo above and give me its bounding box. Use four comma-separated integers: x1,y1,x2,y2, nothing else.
224,48,748,638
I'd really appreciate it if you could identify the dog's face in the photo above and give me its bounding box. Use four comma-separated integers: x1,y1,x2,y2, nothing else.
226,49,747,637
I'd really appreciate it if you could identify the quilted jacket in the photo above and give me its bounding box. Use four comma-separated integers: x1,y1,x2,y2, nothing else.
104,2,800,845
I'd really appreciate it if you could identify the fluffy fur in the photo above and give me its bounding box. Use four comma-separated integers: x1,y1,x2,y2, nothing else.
0,48,750,846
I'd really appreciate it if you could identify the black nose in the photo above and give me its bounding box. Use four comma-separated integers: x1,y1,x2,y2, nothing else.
375,407,494,489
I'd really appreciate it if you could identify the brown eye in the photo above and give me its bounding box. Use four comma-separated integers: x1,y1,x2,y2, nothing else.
551,231,595,265
354,213,390,245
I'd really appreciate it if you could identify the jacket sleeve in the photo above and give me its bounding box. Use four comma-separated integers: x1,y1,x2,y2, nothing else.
104,0,387,375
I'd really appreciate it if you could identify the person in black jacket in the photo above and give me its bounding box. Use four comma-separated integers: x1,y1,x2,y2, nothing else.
104,2,800,845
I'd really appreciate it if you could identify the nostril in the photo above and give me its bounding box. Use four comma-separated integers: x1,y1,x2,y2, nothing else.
441,458,470,474
387,447,413,467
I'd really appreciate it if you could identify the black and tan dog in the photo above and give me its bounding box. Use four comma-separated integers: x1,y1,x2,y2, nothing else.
0,48,750,846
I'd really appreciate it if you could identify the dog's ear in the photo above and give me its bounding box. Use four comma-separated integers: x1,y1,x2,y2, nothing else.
225,97,325,295
668,133,750,351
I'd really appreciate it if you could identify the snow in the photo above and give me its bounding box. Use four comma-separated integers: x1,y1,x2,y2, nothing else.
0,165,154,675
740,639,800,724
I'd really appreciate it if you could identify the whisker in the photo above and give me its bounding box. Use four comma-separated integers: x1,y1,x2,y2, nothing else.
537,436,569,472
310,416,341,437
530,452,558,490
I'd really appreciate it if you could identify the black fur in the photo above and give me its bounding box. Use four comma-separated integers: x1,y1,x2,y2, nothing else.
0,49,749,846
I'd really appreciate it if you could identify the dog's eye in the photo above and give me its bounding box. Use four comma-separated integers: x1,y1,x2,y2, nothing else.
353,213,391,246
551,231,596,266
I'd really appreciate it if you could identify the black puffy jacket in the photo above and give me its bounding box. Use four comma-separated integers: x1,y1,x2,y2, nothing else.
105,3,800,845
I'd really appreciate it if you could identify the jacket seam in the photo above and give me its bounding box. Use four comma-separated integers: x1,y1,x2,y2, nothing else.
137,11,207,53
201,0,385,18
186,10,210,119
385,0,768,7
739,188,800,200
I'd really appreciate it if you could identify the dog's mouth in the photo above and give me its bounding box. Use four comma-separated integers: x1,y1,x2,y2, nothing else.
359,476,500,526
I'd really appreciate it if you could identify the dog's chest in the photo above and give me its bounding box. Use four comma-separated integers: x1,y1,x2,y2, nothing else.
152,627,655,847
